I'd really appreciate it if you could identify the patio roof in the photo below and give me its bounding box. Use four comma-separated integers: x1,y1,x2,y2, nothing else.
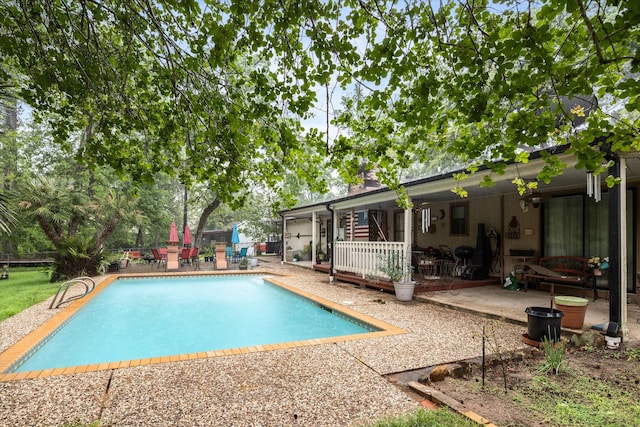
282,148,640,218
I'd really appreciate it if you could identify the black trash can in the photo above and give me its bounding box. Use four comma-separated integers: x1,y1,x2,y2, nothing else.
525,306,564,342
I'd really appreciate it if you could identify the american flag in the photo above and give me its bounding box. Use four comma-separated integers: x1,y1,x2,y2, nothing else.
345,211,369,239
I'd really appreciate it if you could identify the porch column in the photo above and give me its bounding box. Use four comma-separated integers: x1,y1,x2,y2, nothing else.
349,209,355,241
282,217,288,264
608,156,628,338
330,206,337,281
312,211,317,265
404,198,413,280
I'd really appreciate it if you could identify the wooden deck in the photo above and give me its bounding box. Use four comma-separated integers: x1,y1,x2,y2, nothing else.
313,263,500,294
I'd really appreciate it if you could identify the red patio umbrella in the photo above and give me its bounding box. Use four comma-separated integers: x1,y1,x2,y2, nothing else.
183,224,192,247
168,221,179,244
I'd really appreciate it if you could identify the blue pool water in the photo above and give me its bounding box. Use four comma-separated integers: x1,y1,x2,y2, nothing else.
12,276,377,373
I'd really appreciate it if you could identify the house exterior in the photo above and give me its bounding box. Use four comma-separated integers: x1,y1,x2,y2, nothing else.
280,147,640,339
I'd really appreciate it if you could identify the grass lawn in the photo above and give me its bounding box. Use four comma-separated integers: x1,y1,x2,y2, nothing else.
365,407,477,427
0,267,60,321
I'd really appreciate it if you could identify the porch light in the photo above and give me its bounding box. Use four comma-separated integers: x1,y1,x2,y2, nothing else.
521,191,545,209
528,194,545,208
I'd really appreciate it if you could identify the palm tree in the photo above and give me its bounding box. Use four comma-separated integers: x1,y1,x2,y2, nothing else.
0,192,16,235
15,176,143,281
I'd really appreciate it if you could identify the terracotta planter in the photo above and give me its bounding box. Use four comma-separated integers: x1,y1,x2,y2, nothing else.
554,296,589,329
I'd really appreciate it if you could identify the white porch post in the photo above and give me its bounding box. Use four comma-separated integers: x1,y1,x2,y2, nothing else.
312,211,317,265
619,157,628,338
330,207,338,282
349,209,355,241
608,154,629,340
282,217,288,264
404,198,413,281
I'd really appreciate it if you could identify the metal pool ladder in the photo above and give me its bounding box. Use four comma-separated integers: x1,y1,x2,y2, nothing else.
49,276,96,309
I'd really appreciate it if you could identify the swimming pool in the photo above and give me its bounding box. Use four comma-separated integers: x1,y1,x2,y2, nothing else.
2,274,403,378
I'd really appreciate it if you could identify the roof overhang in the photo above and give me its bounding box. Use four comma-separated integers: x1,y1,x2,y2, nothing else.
283,149,640,216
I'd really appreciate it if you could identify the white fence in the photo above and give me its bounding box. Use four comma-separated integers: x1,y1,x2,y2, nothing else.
333,241,410,280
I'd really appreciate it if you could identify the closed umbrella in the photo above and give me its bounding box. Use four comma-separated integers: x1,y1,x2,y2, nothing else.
231,224,240,244
231,224,240,255
183,224,192,247
169,221,179,244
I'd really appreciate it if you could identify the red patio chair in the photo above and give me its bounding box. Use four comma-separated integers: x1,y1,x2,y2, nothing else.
179,247,191,266
190,247,200,270
152,248,167,270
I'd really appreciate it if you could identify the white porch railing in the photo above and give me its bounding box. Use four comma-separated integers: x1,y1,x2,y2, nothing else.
333,241,409,280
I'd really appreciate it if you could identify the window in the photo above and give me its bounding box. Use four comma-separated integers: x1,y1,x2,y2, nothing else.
357,210,369,226
450,202,468,235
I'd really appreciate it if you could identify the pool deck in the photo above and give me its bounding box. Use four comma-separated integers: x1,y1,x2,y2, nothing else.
1,257,638,426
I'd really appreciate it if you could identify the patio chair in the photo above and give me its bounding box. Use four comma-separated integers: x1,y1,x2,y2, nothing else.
151,248,167,270
226,246,234,263
422,259,455,280
238,247,248,259
190,247,200,270
179,247,191,266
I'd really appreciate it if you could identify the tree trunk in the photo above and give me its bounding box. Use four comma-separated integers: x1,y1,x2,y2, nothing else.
182,185,188,239
135,228,144,247
194,196,220,248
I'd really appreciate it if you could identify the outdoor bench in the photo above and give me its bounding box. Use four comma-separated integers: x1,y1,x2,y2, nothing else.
127,250,144,263
524,256,597,300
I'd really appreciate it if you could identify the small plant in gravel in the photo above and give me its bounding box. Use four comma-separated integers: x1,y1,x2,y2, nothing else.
536,335,569,375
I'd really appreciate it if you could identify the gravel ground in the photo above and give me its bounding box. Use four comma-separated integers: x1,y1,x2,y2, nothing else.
0,260,526,427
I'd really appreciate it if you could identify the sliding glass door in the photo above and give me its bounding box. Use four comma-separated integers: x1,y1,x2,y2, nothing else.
543,191,635,292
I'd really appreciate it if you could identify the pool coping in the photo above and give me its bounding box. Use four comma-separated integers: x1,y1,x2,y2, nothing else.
0,271,406,382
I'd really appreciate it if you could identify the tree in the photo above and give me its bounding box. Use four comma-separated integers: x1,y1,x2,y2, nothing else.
0,192,16,236
1,1,637,205
131,176,180,249
0,101,19,236
0,0,331,205
331,1,639,195
14,176,142,281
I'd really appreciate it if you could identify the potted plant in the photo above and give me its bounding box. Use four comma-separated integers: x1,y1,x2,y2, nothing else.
248,255,258,267
302,241,313,261
238,257,249,270
378,252,415,301
316,243,326,263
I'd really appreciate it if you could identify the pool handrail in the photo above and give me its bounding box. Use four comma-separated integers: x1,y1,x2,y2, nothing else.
49,276,97,309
